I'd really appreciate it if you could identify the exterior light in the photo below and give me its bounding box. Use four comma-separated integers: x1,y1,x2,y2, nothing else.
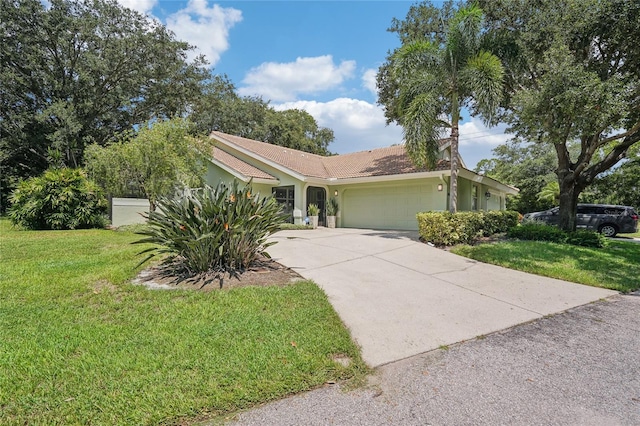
485,191,491,199
437,183,443,192
334,190,338,196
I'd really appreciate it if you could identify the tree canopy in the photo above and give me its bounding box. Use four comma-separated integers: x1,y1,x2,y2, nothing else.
479,0,640,230
85,119,205,211
190,76,334,156
377,1,503,212
0,0,208,209
1,0,336,211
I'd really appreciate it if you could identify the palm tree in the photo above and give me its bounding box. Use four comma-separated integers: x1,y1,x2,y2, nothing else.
390,4,503,213
537,181,560,205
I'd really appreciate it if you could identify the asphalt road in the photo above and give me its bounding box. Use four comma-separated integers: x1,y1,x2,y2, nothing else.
230,292,640,426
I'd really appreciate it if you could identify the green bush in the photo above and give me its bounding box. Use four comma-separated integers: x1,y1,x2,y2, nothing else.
564,229,608,248
509,223,606,248
8,168,107,230
417,210,519,246
278,223,313,230
508,222,566,243
135,181,288,276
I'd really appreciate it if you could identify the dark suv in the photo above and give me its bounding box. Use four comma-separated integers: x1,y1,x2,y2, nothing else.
523,204,639,237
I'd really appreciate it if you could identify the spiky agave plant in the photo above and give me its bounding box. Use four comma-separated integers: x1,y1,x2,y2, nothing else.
134,181,288,279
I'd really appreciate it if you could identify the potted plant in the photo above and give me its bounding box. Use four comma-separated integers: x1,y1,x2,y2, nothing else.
307,203,319,229
326,196,339,228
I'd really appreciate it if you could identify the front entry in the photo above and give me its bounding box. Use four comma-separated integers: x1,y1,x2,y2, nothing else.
306,186,326,226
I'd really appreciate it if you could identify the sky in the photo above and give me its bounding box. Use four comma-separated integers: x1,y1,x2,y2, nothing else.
117,0,511,169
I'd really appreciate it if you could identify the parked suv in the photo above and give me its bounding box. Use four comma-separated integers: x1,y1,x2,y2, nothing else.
523,204,639,237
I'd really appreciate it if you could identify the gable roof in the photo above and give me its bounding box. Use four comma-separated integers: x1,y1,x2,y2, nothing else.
210,131,449,180
211,146,278,182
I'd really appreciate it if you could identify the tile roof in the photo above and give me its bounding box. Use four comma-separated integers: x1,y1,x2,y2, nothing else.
210,131,450,180
211,146,277,181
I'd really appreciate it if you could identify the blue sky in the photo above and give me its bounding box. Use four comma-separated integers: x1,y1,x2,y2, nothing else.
118,0,510,169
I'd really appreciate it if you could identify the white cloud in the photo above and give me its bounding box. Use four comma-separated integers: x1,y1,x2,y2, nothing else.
166,0,242,66
117,0,157,15
362,69,378,95
274,98,402,154
458,119,510,148
458,118,511,168
238,55,356,102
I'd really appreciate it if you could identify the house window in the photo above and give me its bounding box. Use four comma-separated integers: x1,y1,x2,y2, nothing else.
272,186,295,223
472,185,478,211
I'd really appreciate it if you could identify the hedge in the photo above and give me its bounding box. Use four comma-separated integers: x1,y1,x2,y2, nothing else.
417,210,519,246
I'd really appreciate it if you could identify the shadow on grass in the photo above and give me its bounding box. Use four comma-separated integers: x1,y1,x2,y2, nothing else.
454,240,640,293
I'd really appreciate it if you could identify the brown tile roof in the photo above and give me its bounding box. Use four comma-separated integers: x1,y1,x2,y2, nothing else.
212,132,330,178
210,131,449,180
323,145,449,178
211,146,277,181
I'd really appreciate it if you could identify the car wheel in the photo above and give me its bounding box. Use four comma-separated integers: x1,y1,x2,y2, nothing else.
599,224,618,237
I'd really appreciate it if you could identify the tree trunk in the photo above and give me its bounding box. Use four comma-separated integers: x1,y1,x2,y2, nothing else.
449,112,459,214
557,177,578,232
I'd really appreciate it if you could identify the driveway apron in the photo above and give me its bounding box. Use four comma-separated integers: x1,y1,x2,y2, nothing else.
268,228,616,367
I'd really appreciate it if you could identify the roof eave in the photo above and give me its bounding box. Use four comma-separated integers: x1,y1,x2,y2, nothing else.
209,157,280,185
458,168,519,195
331,170,447,185
211,133,310,182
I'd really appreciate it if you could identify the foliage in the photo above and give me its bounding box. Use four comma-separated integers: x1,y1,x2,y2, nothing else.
0,219,366,424
479,0,640,231
417,210,518,246
451,239,639,292
85,118,206,211
537,181,560,205
0,0,208,211
8,168,107,230
508,223,606,248
475,139,558,213
190,76,334,155
134,181,288,277
585,146,640,209
307,203,320,216
278,223,314,230
326,197,339,216
378,2,504,213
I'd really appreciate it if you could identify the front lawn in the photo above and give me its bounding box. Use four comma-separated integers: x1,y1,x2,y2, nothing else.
0,220,365,425
452,239,640,293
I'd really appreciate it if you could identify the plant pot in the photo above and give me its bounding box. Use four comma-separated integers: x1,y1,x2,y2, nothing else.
326,215,336,228
310,215,319,229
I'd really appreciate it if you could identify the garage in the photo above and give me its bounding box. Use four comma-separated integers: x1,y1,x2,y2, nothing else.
341,183,441,230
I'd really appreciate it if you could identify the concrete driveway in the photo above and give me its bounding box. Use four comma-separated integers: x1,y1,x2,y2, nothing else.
268,227,617,367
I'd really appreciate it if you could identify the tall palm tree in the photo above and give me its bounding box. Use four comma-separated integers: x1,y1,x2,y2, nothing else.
390,4,504,213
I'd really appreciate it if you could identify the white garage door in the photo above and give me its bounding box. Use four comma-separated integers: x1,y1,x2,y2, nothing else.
342,184,435,230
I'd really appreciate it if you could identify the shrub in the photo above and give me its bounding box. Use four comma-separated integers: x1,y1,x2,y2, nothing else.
278,223,313,230
8,168,107,230
564,229,608,248
508,223,607,248
134,181,288,276
507,222,566,243
417,210,519,246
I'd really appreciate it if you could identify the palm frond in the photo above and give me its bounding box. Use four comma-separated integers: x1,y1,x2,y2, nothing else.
403,93,446,169
461,50,505,122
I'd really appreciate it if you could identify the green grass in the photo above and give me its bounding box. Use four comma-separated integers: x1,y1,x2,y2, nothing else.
619,230,640,239
0,220,365,425
452,239,640,293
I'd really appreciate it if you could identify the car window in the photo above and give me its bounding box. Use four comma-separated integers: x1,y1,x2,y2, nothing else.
603,208,623,215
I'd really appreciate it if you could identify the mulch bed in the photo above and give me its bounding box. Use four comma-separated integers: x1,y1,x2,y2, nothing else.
132,256,305,291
